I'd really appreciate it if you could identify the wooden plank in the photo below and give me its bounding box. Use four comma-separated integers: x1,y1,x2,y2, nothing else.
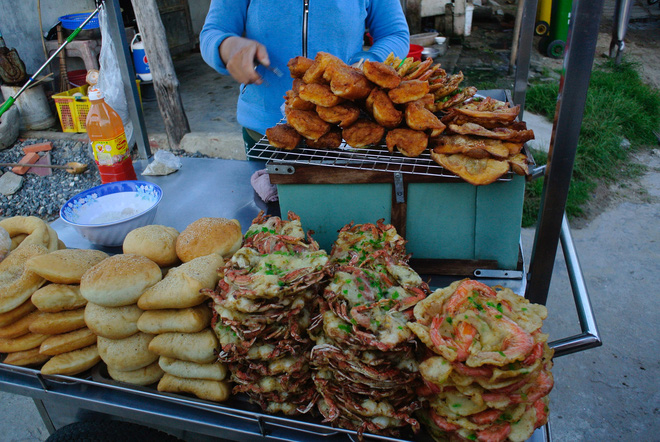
268,164,466,184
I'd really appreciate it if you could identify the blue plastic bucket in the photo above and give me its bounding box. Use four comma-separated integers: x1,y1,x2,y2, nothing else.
131,34,152,82
59,12,100,30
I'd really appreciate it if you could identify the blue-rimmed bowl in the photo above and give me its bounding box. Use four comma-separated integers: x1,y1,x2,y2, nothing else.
60,181,162,247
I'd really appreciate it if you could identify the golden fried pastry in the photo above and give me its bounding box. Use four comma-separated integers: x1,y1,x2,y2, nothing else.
386,128,428,157
305,127,343,149
284,89,316,111
430,71,464,95
298,82,344,107
430,151,510,185
0,244,47,314
433,86,478,112
326,64,374,100
302,52,342,84
362,60,401,89
0,299,36,328
266,124,302,150
367,88,403,129
316,102,360,127
430,134,517,160
2,347,50,367
342,119,385,148
287,56,314,78
286,108,331,141
405,100,446,136
402,58,434,80
388,80,430,104
508,153,531,176
447,122,535,143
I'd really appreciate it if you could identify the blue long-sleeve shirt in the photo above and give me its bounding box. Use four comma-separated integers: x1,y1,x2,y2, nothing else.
200,0,410,135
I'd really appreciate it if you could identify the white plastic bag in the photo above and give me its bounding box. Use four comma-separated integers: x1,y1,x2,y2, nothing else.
97,6,134,147
142,150,182,176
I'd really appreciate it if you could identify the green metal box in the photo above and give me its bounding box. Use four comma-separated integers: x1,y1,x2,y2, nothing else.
276,174,525,270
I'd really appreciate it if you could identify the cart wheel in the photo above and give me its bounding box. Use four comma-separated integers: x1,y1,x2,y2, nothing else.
546,40,566,59
535,21,550,36
45,421,183,442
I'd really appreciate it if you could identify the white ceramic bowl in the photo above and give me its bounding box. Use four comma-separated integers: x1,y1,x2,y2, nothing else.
60,180,163,247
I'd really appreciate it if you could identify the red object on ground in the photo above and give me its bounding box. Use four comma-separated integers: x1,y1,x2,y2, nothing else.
407,44,424,61
12,152,40,175
29,152,52,177
97,157,137,184
22,142,53,154
67,69,88,87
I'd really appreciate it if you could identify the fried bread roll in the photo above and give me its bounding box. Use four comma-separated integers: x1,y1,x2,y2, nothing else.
0,216,57,252
0,332,49,352
29,308,86,335
176,218,242,262
298,82,344,107
342,118,385,148
363,60,401,89
287,56,314,78
0,299,36,328
84,302,143,339
137,305,212,334
138,254,224,310
122,225,180,268
368,88,403,129
386,128,429,158
157,374,231,402
158,356,227,381
0,311,41,339
40,344,100,376
0,244,47,314
285,108,331,141
26,249,108,284
304,128,343,149
107,360,164,385
266,124,302,150
316,102,360,128
388,79,430,104
97,333,158,372
148,329,218,364
31,284,87,313
2,347,50,367
39,327,97,356
80,254,162,307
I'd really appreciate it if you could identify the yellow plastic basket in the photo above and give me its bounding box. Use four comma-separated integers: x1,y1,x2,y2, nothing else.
53,81,142,133
53,85,90,133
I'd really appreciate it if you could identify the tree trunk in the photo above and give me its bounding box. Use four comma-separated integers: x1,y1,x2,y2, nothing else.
130,0,190,149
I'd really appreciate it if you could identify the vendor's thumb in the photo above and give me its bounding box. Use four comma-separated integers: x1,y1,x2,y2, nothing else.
255,44,270,67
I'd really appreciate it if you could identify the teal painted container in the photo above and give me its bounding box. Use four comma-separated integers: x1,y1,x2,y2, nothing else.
276,175,525,270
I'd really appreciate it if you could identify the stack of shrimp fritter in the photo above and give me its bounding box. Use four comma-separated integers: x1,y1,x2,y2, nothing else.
308,220,430,438
429,97,535,185
207,212,329,415
408,279,553,442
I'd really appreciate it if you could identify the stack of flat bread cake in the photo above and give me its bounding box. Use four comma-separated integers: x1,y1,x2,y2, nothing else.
133,219,241,402
80,253,163,385
1,248,106,374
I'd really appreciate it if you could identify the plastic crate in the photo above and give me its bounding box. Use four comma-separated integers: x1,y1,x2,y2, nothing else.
53,82,142,133
53,85,90,133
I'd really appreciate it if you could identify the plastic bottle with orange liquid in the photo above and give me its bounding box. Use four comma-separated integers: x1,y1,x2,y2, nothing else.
85,71,136,183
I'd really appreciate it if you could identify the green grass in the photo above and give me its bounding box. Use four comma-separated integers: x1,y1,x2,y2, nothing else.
521,58,660,227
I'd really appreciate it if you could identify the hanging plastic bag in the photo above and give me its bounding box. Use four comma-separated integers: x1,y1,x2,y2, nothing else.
97,5,134,148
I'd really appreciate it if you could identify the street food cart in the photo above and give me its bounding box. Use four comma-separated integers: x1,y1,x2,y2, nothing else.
0,0,603,440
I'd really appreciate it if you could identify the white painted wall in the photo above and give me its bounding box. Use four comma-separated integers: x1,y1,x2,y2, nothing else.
0,0,95,77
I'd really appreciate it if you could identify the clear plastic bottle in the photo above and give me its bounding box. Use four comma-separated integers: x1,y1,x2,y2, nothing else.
85,85,136,183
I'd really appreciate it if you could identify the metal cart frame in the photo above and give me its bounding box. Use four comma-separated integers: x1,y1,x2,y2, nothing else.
0,0,603,439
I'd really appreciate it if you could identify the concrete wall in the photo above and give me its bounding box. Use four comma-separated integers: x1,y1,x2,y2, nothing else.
189,0,212,36
0,0,95,77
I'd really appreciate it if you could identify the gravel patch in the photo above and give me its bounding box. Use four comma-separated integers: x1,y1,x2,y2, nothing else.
0,138,208,222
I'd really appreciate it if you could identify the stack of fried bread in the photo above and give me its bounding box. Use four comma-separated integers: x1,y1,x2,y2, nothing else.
80,254,163,385
309,220,429,438
266,52,476,158
408,279,553,442
0,216,70,369
207,211,328,415
430,96,534,185
136,219,236,400
138,254,228,400
19,249,108,375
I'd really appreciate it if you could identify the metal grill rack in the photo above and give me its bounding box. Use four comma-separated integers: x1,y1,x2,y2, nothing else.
248,133,518,181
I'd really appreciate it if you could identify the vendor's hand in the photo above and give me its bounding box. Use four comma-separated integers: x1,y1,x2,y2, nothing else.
220,36,270,85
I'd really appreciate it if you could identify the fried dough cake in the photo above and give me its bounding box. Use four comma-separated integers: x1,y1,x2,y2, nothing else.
303,52,342,84
266,124,302,150
325,64,374,100
316,103,360,128
285,108,331,141
298,83,345,107
430,151,510,185
405,100,445,136
386,128,428,157
305,127,343,149
368,88,403,129
288,56,314,78
388,80,430,104
362,60,401,89
342,119,385,148
429,134,521,160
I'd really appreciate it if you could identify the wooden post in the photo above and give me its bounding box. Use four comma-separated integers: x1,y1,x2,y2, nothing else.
130,0,190,149
405,0,423,35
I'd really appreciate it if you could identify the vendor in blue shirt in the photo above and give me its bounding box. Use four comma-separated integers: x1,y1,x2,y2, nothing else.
200,0,410,152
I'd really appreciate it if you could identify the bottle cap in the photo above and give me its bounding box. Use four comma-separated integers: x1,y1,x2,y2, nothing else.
86,69,99,86
88,86,104,100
